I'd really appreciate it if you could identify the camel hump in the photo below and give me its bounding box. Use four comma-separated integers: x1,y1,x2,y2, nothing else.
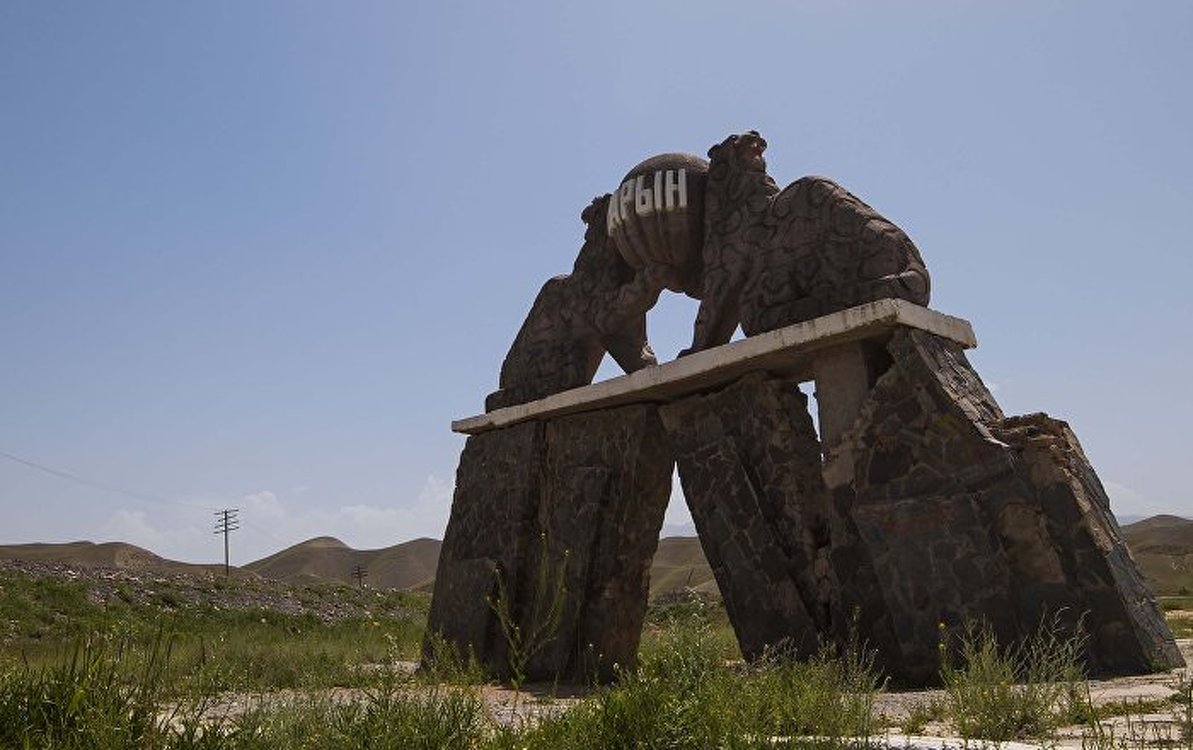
606,153,709,297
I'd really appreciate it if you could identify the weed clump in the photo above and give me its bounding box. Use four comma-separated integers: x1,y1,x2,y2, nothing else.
0,634,169,749
938,614,1088,741
506,615,882,748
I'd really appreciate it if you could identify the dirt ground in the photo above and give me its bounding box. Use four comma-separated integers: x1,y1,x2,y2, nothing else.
484,638,1193,747
166,638,1192,748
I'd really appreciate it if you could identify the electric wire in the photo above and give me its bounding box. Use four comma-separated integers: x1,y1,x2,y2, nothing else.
2,448,330,558
0,448,219,512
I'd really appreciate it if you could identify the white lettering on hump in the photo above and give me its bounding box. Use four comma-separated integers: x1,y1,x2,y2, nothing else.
634,175,653,217
610,168,689,231
606,191,621,233
663,169,687,211
619,181,635,224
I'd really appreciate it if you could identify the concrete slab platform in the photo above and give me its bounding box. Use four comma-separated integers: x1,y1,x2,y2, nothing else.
454,299,976,435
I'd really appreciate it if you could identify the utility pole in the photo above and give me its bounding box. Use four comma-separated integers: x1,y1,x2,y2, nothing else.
213,509,239,577
352,564,368,590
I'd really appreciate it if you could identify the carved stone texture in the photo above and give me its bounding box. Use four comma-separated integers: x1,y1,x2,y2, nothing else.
989,414,1186,676
486,195,666,412
424,404,672,682
424,421,544,669
526,405,672,681
659,373,830,660
826,328,1182,684
687,131,931,354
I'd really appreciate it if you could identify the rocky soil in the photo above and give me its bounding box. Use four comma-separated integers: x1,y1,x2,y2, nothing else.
0,557,425,625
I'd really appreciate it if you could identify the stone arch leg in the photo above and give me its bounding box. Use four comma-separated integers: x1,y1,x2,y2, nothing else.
660,373,831,660
424,404,673,682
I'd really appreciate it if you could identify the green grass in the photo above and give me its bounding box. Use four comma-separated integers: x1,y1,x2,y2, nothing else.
0,636,486,750
937,615,1089,741
1159,596,1193,638
0,570,428,693
486,607,881,749
0,592,883,749
0,573,104,642
1159,596,1193,611
0,633,169,749
2,568,1190,748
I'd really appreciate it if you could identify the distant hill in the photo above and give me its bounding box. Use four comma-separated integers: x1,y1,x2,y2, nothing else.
244,535,716,598
3,514,1187,598
244,537,442,591
1121,514,1193,595
649,537,716,598
0,541,230,578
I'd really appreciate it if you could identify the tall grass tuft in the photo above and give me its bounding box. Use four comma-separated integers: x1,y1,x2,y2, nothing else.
489,534,569,689
0,632,171,749
938,613,1088,741
503,615,882,749
0,632,492,749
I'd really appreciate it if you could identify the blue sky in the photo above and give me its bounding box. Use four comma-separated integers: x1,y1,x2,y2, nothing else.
2,2,1190,564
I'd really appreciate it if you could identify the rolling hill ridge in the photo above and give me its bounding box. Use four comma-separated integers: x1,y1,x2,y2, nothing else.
2,514,1189,598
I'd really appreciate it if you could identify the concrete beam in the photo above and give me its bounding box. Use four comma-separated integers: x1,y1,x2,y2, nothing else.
453,299,976,435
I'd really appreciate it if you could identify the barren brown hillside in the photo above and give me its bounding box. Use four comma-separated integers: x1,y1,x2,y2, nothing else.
243,537,442,590
2,514,1187,598
1121,514,1193,595
0,541,229,578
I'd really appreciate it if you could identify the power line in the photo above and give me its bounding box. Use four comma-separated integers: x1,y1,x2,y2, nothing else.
237,518,293,548
2,448,312,563
0,448,217,512
213,509,240,577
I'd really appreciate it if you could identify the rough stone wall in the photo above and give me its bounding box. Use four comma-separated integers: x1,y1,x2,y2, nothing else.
424,405,672,682
424,421,544,669
824,329,1182,683
990,414,1184,675
659,374,829,659
645,328,1181,685
526,405,672,680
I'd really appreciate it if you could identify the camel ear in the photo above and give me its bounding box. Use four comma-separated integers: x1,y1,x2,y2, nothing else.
582,193,611,224
708,134,738,159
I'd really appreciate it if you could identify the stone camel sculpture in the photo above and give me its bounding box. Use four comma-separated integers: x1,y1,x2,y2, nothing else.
486,131,932,410
485,194,668,411
684,130,931,354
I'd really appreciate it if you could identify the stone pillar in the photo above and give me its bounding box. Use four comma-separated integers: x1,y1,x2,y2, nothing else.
989,414,1184,676
526,405,672,681
425,404,672,682
424,421,544,669
660,373,830,659
824,328,1183,683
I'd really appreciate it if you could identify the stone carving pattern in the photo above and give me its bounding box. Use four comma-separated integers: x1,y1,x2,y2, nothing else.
687,131,931,354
